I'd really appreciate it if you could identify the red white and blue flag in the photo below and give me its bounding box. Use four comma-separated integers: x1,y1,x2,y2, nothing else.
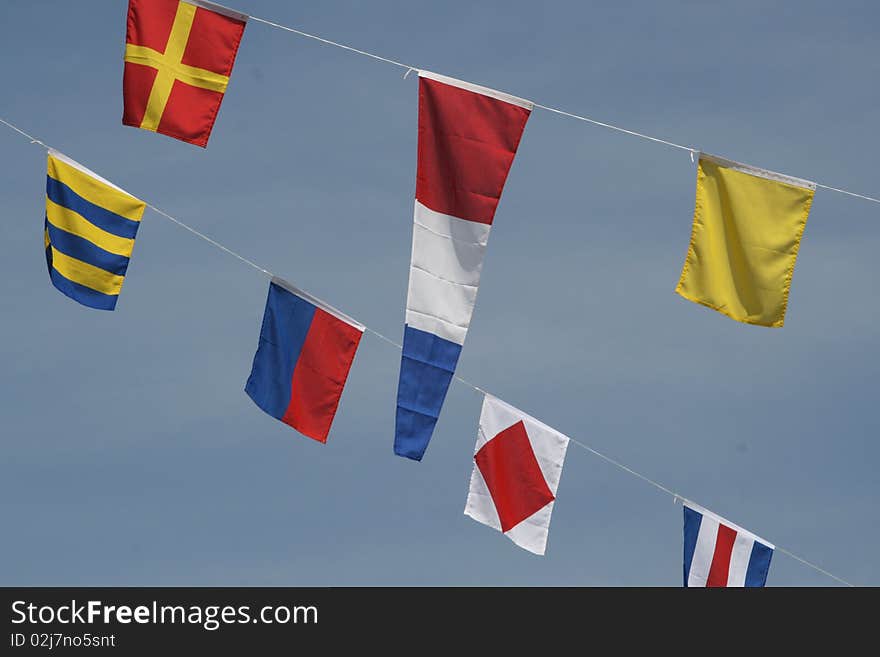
395,71,532,461
465,395,569,555
683,501,774,587
245,278,364,443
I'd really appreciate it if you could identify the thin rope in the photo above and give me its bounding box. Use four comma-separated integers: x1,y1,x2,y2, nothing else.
533,103,696,154
145,202,273,278
567,437,680,499
566,436,855,587
0,117,49,149
775,547,855,587
815,183,880,205
249,16,414,70
0,114,857,586
364,326,402,349
249,12,880,206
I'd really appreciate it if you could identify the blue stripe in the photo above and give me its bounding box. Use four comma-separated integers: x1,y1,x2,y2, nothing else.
46,247,118,311
245,282,316,422
46,175,141,240
394,325,462,461
46,218,131,277
682,506,702,587
744,540,774,587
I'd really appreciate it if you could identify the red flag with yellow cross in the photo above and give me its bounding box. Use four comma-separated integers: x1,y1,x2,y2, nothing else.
123,0,247,147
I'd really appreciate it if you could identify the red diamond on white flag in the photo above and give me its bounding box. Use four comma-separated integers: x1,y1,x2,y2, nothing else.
465,395,570,555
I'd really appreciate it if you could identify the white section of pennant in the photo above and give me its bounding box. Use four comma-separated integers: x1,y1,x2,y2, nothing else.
405,201,491,346
413,202,490,268
271,276,365,332
406,269,475,345
727,533,756,587
699,152,816,191
687,512,719,587
684,501,774,550
184,0,249,22
48,149,137,199
464,394,570,556
419,70,534,110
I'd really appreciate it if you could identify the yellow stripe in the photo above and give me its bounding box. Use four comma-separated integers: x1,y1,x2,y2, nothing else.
140,69,178,132
125,45,230,93
49,246,124,295
44,227,50,250
47,155,145,223
46,198,136,257
135,2,199,131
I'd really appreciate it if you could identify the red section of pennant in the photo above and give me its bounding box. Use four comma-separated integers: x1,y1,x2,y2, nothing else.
706,524,738,587
474,421,555,532
281,308,363,443
123,0,246,147
416,77,531,225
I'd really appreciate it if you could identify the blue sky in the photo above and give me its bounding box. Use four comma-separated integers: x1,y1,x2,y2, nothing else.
1,0,877,586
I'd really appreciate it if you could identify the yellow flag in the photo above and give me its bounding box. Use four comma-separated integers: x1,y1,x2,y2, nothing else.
676,153,815,327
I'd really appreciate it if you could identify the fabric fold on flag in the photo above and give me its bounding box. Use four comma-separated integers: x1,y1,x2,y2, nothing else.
683,501,774,587
464,395,569,556
44,150,146,310
676,152,816,327
245,277,364,444
395,70,532,461
123,0,248,147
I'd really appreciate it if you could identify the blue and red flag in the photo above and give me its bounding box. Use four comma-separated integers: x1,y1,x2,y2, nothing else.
683,501,774,587
245,278,364,443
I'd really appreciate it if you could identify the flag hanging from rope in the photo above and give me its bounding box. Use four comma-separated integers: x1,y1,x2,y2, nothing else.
123,0,247,147
44,150,146,310
676,153,816,327
464,395,569,555
245,278,364,443
395,71,532,461
683,501,774,587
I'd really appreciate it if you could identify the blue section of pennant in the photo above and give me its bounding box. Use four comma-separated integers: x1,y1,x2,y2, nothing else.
394,325,462,461
744,540,774,587
245,282,316,422
682,505,702,587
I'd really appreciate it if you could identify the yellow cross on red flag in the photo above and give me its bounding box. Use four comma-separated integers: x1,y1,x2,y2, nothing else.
122,0,247,147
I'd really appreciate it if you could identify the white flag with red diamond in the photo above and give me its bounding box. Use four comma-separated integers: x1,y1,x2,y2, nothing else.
464,395,570,555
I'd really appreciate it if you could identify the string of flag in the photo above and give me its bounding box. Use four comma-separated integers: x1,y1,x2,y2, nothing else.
0,112,855,587
248,2,880,206
123,0,880,207
3,0,874,586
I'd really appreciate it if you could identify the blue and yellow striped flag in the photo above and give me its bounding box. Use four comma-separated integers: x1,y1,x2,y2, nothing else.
44,150,146,310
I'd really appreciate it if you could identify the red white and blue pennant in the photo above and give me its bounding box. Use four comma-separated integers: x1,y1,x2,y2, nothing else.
395,71,532,461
